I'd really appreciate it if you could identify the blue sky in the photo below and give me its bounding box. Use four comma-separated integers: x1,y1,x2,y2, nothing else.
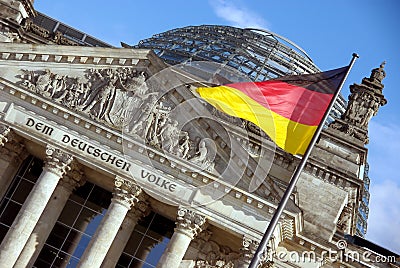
35,0,400,253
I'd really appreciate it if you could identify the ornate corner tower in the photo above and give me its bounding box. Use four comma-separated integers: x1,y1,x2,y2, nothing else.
325,62,387,237
330,62,387,145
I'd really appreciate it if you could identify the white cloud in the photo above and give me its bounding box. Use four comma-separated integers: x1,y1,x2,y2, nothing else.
210,0,269,29
365,121,400,253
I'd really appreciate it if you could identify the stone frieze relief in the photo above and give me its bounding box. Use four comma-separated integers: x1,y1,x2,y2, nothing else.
17,67,216,172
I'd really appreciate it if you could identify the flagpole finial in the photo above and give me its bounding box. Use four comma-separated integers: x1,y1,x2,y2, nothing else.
352,53,360,58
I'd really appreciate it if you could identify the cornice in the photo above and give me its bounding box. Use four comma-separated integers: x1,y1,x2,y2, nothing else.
0,43,148,67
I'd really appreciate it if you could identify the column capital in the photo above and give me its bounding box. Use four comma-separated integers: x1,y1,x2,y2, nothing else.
0,127,27,163
0,140,26,163
175,207,206,239
44,146,73,176
127,198,151,222
59,161,85,192
113,177,142,209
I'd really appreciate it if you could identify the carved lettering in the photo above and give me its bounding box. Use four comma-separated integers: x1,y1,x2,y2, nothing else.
35,122,43,131
93,148,101,157
122,162,131,172
106,155,117,165
61,134,70,143
23,116,131,173
71,138,79,147
115,159,124,168
42,125,54,136
26,117,53,136
26,118,35,127
100,152,108,161
141,170,177,192
169,184,176,192
87,145,94,155
61,134,130,172
160,179,170,190
77,141,87,151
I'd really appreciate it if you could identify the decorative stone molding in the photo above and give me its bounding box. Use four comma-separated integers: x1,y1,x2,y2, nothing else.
44,145,73,177
59,161,85,192
175,207,207,239
0,136,26,163
18,68,155,129
0,124,26,163
0,0,34,24
239,236,259,264
304,162,352,190
0,24,21,43
19,0,36,18
127,193,151,221
260,261,275,268
237,236,275,267
191,230,238,267
194,260,234,268
113,176,143,208
281,218,295,240
329,62,387,144
21,19,78,45
22,19,50,39
129,96,216,171
53,31,79,46
17,67,217,172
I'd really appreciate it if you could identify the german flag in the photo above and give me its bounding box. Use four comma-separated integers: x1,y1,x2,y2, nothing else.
197,67,348,155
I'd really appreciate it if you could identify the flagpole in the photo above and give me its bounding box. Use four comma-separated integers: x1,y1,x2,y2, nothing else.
248,53,359,268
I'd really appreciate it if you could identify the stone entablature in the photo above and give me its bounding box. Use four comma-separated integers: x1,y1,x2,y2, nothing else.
0,46,142,67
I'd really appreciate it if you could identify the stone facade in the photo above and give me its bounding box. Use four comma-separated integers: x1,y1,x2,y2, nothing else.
0,1,398,267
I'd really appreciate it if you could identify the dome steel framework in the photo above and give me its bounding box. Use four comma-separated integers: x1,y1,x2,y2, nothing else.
134,25,320,81
132,25,347,125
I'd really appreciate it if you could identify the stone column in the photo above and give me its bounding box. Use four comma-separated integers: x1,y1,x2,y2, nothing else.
0,146,73,267
77,177,142,268
14,162,84,268
101,197,150,268
157,207,206,268
0,125,27,200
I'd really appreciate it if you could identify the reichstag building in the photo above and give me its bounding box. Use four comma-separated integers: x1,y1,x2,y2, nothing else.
0,0,398,267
